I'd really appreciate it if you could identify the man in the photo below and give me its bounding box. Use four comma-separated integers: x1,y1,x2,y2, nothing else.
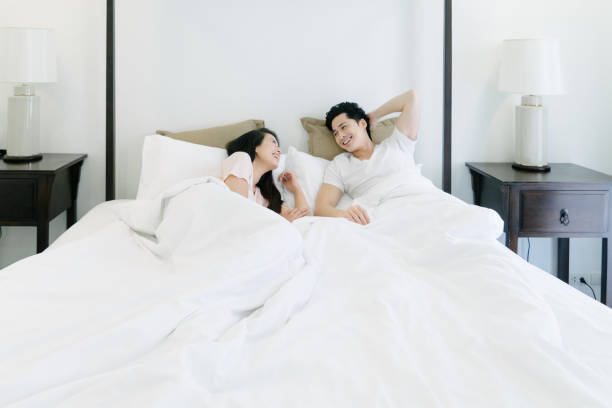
314,90,421,225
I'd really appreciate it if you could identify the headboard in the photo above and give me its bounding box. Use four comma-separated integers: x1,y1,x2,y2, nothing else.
105,0,452,199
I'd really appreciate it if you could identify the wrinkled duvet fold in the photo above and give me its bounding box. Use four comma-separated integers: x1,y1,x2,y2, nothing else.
1,176,611,407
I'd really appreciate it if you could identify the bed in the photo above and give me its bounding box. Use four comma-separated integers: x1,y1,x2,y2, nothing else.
2,1,612,406
2,119,612,406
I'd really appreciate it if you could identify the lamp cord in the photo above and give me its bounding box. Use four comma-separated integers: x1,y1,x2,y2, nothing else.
580,277,597,300
526,238,531,262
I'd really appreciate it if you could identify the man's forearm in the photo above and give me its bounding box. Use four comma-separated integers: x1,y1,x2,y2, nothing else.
370,90,418,120
314,204,345,218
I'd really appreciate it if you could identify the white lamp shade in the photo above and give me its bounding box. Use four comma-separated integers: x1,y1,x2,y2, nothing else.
498,39,565,95
0,27,57,83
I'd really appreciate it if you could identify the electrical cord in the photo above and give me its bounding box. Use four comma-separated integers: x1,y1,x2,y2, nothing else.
526,237,531,262
580,277,597,300
523,238,597,301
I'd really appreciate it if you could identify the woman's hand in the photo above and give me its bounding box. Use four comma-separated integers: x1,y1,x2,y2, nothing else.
278,171,301,194
282,207,310,222
342,205,370,225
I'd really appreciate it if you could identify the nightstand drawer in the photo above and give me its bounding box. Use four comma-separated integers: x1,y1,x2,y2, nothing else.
0,179,36,220
520,190,608,233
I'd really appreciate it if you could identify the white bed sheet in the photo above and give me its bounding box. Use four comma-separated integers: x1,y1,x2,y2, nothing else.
2,175,612,407
48,199,132,250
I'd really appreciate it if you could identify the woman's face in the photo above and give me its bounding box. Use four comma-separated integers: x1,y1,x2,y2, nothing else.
255,133,281,170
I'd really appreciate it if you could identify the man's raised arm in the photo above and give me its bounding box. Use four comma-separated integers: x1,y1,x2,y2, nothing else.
367,90,420,141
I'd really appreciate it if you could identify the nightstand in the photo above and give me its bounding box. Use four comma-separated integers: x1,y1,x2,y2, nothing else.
0,153,87,253
466,162,612,306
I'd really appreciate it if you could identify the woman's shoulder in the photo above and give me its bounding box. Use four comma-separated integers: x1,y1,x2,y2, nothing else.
219,151,253,181
226,151,252,163
223,151,253,170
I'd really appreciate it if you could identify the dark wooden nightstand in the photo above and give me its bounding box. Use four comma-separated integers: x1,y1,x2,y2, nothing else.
0,153,87,253
466,162,612,306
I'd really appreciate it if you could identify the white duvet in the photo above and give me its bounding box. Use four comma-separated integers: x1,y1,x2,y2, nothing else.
1,175,611,407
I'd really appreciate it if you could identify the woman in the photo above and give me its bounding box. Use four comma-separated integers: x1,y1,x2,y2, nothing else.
216,128,309,222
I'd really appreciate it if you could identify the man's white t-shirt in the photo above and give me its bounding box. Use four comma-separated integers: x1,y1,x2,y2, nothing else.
322,127,418,202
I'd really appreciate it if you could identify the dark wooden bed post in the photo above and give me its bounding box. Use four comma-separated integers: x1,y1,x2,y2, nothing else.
105,2,453,197
443,0,452,194
106,0,115,200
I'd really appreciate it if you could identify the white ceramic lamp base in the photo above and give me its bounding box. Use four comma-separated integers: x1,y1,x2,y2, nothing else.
4,85,43,163
512,95,550,172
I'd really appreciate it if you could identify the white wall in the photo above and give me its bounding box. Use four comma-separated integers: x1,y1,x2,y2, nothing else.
116,0,444,199
453,0,612,298
0,0,105,268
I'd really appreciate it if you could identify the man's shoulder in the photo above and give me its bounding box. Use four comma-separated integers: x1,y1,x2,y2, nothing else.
328,151,351,166
380,126,417,150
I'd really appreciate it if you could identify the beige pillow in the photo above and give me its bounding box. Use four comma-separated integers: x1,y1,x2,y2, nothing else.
300,117,397,160
156,119,265,149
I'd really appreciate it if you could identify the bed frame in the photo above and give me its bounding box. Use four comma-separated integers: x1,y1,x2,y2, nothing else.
105,0,452,200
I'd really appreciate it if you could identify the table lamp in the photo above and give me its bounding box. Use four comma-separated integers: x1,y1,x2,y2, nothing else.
0,27,57,162
498,39,565,172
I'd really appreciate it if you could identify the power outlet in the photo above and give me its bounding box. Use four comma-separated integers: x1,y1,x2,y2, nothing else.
569,272,599,300
570,273,593,286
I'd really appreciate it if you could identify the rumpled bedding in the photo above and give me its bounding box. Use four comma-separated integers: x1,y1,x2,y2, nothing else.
0,178,315,406
1,174,611,407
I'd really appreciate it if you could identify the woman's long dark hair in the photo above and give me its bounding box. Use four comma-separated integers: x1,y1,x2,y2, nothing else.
226,128,283,213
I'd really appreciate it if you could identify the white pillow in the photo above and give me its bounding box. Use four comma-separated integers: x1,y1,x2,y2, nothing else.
284,147,352,210
137,135,227,200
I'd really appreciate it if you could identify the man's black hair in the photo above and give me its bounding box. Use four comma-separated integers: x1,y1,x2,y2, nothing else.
325,101,371,140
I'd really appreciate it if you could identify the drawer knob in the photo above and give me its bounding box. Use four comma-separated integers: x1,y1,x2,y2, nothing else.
560,208,570,226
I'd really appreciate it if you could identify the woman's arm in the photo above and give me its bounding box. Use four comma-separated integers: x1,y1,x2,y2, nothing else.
367,89,420,140
224,175,249,198
281,205,309,222
279,171,311,214
291,185,309,212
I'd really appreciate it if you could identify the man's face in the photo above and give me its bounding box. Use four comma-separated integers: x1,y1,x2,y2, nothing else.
331,113,369,152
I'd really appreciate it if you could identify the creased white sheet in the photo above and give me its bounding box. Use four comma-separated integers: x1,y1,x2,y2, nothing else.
0,178,315,406
2,174,612,407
